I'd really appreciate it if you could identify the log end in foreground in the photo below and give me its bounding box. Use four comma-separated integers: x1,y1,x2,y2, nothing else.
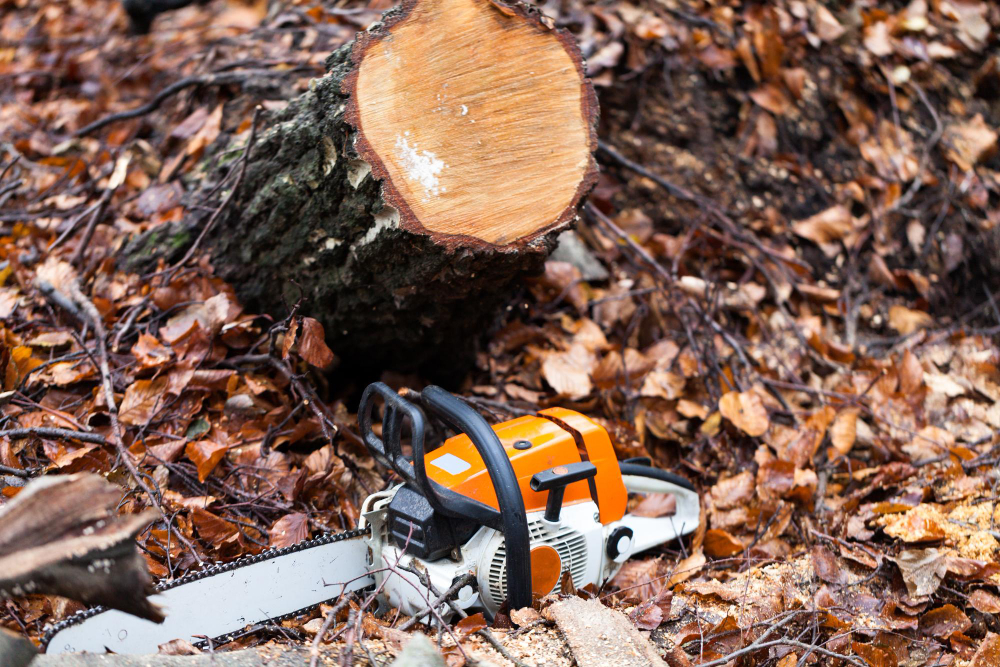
345,0,598,247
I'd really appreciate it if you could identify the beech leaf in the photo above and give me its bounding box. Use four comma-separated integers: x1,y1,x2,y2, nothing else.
119,377,169,426
703,529,744,558
719,390,769,437
298,317,335,369
270,513,310,549
185,440,228,482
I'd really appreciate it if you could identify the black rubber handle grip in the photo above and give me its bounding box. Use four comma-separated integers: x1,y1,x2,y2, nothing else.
618,462,696,491
418,386,532,610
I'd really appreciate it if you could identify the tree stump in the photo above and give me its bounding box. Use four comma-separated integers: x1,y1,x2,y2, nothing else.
210,0,597,373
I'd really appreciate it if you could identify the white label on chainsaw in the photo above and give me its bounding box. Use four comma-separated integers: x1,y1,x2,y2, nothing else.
430,453,471,475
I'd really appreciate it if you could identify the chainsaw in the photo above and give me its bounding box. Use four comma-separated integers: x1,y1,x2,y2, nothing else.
43,383,699,654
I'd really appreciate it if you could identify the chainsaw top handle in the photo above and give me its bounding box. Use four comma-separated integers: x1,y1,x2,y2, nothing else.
358,382,532,609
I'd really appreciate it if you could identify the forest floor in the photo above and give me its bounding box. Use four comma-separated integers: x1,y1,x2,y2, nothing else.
2,0,1000,665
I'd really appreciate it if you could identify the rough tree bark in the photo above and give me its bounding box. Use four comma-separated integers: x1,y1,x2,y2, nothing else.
209,0,598,373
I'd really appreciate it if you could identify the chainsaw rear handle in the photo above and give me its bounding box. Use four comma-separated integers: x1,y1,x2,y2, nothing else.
358,382,532,609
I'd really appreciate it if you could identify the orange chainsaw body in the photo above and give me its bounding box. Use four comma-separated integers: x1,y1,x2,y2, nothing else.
424,409,627,525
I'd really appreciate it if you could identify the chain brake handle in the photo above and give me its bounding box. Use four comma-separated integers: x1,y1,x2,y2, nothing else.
358,382,532,609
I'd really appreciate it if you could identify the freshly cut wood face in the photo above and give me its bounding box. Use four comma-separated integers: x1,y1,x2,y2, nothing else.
351,0,595,246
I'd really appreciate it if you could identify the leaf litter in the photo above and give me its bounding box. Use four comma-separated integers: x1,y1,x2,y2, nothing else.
2,0,1000,664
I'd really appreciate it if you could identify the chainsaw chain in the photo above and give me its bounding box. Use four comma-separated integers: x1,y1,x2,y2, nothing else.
40,527,369,652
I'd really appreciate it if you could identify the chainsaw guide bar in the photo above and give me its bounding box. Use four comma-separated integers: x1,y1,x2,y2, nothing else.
42,528,370,654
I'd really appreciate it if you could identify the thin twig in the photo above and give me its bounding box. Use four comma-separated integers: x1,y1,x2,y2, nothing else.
398,572,475,630
64,278,204,565
169,106,262,272
70,186,114,267
309,593,355,667
75,71,275,137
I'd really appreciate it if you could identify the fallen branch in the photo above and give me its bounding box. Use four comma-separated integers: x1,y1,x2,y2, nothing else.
0,427,106,445
0,464,40,479
396,563,529,667
0,474,162,621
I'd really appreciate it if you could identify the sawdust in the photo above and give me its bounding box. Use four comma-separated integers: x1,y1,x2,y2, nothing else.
943,502,1000,562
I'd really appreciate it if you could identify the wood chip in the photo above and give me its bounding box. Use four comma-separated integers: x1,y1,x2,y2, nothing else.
545,596,667,667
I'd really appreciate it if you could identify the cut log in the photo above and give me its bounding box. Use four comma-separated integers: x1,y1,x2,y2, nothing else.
209,0,597,373
0,474,162,623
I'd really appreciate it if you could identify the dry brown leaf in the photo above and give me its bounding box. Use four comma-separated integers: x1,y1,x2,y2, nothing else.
888,305,932,335
948,0,990,51
185,440,228,482
884,504,946,543
190,508,239,547
892,548,948,597
593,348,652,388
852,641,892,667
902,425,953,461
26,331,74,347
969,589,1000,614
119,377,169,426
863,21,893,56
749,83,791,115
792,205,853,245
971,634,1000,667
709,471,755,510
610,558,664,601
924,372,966,398
639,370,686,400
719,390,769,437
270,513,310,548
703,529,744,557
455,612,488,639
944,114,997,171
919,604,971,638
758,460,818,504
812,545,848,585
677,276,765,311
160,293,232,343
281,317,299,360
813,5,845,41
668,550,706,587
898,349,924,394
158,639,201,655
48,360,96,386
830,408,859,455
541,343,595,399
677,399,708,420
510,606,542,626
298,317,336,369
132,333,173,370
